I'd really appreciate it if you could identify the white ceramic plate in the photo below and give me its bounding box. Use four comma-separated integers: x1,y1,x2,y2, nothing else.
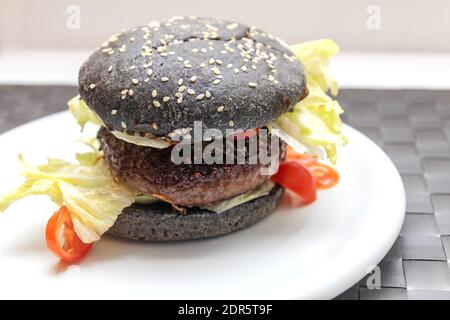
0,112,405,300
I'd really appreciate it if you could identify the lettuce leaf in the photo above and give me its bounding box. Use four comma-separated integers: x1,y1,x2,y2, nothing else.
274,39,347,163
0,151,138,244
290,39,339,96
68,96,172,148
68,96,103,129
110,131,171,148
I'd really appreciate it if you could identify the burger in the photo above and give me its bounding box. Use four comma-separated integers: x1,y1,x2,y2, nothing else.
0,16,346,262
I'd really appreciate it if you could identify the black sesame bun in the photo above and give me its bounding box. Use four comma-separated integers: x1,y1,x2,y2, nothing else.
107,186,283,241
79,16,306,138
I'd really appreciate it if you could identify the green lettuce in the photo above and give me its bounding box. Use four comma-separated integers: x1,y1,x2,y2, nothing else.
0,150,138,244
110,131,171,148
68,96,103,129
273,39,347,163
68,96,172,148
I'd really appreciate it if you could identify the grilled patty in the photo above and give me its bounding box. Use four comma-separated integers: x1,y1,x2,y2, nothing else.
98,127,284,207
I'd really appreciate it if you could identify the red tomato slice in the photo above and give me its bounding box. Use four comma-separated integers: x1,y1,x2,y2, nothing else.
272,161,317,204
46,206,93,263
309,163,340,189
285,146,339,190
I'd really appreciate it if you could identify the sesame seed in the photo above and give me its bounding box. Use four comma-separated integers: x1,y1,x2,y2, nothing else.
192,48,199,53
121,89,128,95
178,78,184,85
152,123,159,130
128,89,134,96
106,35,117,44
208,58,215,65
177,97,183,104
144,78,150,83
227,63,233,68
184,64,192,69
111,109,118,115
190,76,197,82
187,89,195,95
108,66,113,72
196,94,205,100
175,92,183,98
213,79,221,85
131,79,139,85
161,77,169,82
248,82,257,88
177,56,184,62
178,86,186,93
153,100,161,107
121,121,127,129
201,48,207,53
227,23,238,30
200,63,206,68
229,120,235,127
152,89,158,97
163,96,170,102
216,59,223,65
89,84,96,89
205,91,211,98
217,106,225,112
241,66,249,72
147,69,153,76
234,68,240,74
129,65,136,70
211,67,221,75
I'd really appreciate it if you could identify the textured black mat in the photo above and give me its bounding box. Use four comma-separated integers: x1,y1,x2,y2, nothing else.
1,86,450,300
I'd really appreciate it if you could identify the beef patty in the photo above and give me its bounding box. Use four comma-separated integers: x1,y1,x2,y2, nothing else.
98,127,284,207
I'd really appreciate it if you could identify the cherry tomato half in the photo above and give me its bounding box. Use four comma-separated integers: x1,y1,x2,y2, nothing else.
272,161,317,204
285,146,339,190
46,206,93,263
309,163,340,189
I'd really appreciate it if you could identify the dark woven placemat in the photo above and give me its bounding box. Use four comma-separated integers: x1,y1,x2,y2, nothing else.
1,86,449,300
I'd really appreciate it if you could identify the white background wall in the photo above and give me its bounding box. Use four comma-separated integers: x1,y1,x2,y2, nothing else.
1,0,450,52
1,0,449,88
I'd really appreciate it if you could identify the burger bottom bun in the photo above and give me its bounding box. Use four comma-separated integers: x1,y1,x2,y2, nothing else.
106,186,283,241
